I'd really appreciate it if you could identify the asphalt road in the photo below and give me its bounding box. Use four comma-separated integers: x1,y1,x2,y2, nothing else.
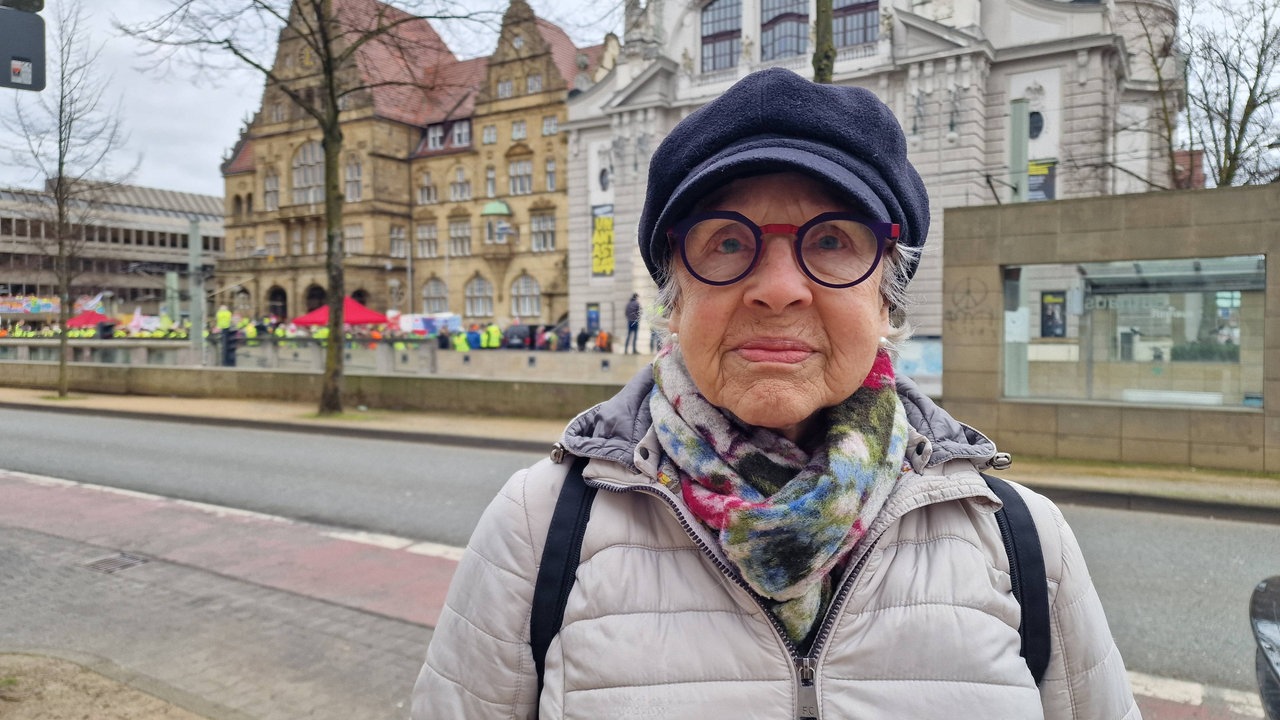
0,408,544,546
2,406,1276,693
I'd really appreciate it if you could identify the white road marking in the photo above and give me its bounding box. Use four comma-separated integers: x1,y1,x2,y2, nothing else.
323,530,415,550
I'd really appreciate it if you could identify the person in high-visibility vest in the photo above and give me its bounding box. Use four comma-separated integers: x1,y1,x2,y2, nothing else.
215,305,232,330
452,330,470,352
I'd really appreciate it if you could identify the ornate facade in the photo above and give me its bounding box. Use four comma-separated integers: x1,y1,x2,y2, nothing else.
219,0,616,326
564,0,1179,357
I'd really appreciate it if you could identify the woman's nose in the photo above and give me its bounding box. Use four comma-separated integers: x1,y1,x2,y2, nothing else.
743,235,813,309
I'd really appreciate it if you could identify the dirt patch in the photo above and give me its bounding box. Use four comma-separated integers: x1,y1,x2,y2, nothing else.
0,654,209,720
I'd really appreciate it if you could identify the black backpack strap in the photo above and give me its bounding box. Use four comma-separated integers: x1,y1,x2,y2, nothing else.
530,455,596,701
982,473,1051,687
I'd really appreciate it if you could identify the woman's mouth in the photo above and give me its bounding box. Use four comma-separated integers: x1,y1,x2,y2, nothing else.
735,339,814,364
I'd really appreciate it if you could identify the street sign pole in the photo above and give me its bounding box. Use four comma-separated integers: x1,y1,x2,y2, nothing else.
188,219,205,365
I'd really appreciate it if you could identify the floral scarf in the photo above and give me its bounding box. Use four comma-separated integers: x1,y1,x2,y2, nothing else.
649,342,909,647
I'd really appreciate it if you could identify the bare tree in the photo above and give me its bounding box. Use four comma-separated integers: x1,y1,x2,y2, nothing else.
1115,0,1279,189
812,0,834,84
3,0,132,398
1184,0,1280,185
119,0,491,415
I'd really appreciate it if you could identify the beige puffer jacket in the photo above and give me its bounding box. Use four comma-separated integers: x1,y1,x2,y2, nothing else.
412,370,1139,720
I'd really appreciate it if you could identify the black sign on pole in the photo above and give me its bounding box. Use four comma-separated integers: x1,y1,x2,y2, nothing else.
0,6,46,92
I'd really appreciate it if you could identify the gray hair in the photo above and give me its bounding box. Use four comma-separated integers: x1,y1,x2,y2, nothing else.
650,242,920,355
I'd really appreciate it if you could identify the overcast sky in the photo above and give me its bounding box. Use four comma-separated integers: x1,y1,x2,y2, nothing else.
0,0,623,198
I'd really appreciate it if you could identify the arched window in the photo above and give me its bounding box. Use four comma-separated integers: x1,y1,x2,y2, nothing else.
232,195,243,217
291,141,324,205
345,156,362,202
701,0,742,72
423,277,448,314
761,0,808,61
511,274,541,319
465,275,494,318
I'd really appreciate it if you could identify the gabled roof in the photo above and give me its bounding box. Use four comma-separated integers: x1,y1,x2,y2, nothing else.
221,137,255,176
535,17,585,86
339,0,457,127
419,56,488,126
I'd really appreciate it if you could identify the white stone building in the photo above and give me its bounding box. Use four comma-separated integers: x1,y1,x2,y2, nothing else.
564,0,1177,380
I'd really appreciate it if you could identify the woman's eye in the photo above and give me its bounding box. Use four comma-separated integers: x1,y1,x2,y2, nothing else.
813,233,845,250
717,237,746,254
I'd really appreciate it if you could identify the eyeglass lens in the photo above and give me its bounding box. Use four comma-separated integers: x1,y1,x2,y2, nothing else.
681,217,880,286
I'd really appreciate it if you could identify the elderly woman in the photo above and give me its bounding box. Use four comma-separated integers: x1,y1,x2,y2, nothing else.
413,68,1137,719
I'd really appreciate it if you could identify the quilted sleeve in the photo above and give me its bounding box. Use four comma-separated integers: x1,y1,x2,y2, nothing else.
1035,497,1142,720
411,460,564,720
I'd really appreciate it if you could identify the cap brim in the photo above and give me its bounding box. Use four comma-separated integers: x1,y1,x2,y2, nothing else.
650,140,892,277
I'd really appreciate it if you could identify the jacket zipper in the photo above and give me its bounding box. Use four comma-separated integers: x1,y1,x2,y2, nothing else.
992,501,1024,628
592,481,882,720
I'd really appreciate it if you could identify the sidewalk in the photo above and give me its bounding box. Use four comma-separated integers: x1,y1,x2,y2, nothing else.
0,385,1274,720
2,384,1278,516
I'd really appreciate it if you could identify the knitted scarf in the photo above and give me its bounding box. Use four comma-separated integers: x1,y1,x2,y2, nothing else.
649,343,909,647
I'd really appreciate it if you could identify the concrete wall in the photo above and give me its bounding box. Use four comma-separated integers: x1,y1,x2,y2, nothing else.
943,185,1280,473
0,358,644,421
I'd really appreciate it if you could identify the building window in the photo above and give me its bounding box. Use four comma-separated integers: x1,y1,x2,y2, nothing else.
509,159,533,195
264,171,280,211
418,172,438,204
264,231,282,256
449,167,472,201
427,124,445,150
486,166,496,198
511,274,541,318
305,226,317,254
416,223,438,258
343,224,364,254
542,115,558,136
236,235,256,256
527,74,542,94
761,0,808,61
448,218,472,257
345,157,362,202
497,79,513,98
452,120,471,146
530,212,555,252
465,275,494,317
545,159,557,192
512,120,527,140
423,278,448,313
482,124,497,144
291,141,324,205
701,0,742,72
390,225,408,258
290,227,302,255
270,102,285,123
834,0,879,48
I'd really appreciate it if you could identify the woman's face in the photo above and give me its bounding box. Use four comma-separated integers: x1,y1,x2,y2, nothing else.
668,172,890,443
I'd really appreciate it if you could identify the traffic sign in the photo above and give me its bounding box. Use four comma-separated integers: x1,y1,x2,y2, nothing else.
0,6,45,92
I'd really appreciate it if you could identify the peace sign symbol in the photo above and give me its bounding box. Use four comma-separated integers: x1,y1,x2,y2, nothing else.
951,277,988,311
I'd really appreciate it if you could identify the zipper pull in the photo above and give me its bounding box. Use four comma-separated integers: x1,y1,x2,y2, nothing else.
796,657,819,720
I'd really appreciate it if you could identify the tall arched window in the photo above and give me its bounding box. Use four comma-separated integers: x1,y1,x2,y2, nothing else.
701,0,742,72
423,278,448,313
465,275,494,318
511,274,541,319
761,0,808,61
291,141,324,205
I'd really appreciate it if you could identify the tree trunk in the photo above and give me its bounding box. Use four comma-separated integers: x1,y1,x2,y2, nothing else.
318,120,345,415
812,0,835,83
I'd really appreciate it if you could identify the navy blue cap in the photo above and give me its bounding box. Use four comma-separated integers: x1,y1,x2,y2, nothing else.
638,68,929,283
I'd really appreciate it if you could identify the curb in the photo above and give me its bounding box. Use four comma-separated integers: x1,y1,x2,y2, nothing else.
0,400,556,455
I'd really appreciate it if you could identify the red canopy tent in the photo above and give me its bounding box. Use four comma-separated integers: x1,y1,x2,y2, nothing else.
66,310,113,328
292,296,388,326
